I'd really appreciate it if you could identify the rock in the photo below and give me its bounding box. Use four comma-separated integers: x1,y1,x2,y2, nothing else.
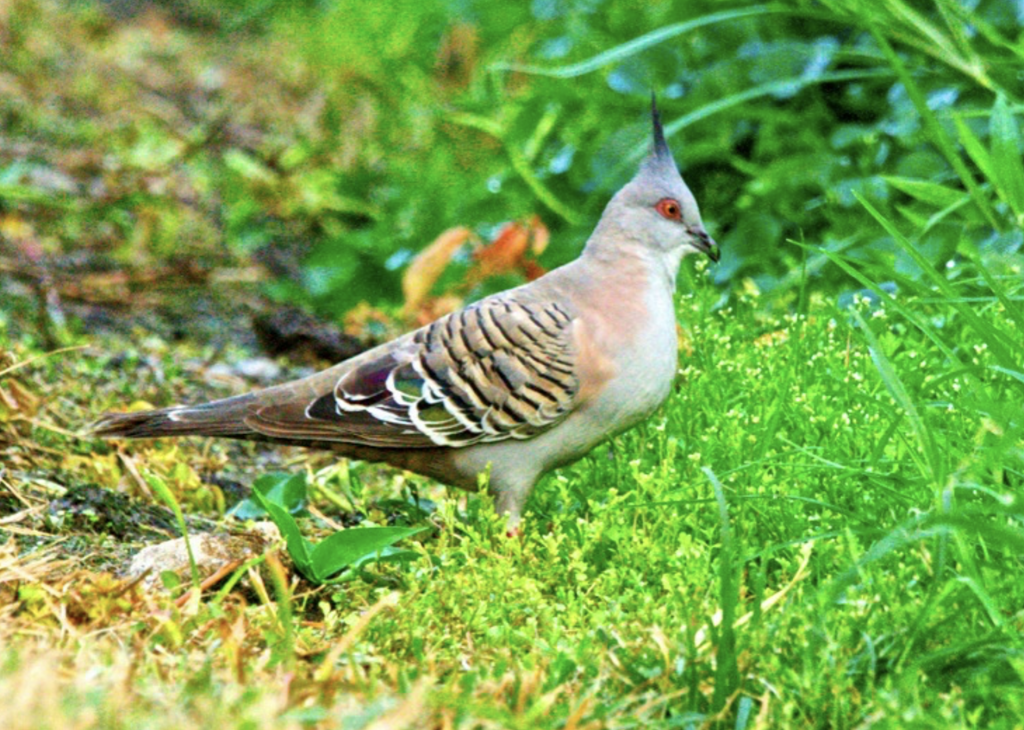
125,523,280,592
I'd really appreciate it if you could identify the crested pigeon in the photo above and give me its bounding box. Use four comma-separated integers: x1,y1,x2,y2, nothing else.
92,97,718,530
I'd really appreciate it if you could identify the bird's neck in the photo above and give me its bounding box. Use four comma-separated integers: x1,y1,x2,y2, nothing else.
560,238,680,364
578,233,681,295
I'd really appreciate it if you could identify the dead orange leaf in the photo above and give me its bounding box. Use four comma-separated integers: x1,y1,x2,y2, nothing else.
436,22,479,89
409,294,465,328
471,221,530,283
469,216,549,285
754,330,789,348
402,216,549,324
523,260,546,280
526,214,549,256
402,226,474,317
0,378,40,416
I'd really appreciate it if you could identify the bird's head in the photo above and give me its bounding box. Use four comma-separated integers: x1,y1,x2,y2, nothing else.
606,96,719,265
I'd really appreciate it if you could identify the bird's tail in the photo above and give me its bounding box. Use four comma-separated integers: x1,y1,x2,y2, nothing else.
90,392,260,440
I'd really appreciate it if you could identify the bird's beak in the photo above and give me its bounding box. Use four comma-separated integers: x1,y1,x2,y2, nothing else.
691,228,720,263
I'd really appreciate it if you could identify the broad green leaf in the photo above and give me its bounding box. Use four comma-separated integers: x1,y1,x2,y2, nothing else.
255,472,308,513
0,182,73,207
251,487,314,577
310,526,425,582
229,471,308,519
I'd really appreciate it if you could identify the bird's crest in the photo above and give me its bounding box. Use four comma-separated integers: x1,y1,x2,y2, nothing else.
636,94,682,188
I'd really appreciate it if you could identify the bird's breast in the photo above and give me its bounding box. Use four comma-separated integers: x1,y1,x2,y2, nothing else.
575,283,678,430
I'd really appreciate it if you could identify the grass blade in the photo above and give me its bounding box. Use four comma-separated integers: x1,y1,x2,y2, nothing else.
446,111,582,225
791,239,964,367
613,69,894,177
851,308,942,487
964,249,1024,338
489,6,787,78
882,176,971,209
703,466,741,712
146,473,201,591
990,94,1024,221
868,26,999,229
853,191,1024,378
953,114,997,184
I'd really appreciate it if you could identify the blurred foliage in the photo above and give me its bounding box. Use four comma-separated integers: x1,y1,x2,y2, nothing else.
1,0,1021,322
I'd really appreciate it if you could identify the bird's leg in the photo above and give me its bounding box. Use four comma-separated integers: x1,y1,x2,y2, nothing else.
493,481,529,538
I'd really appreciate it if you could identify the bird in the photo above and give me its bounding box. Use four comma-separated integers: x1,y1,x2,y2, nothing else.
92,96,719,532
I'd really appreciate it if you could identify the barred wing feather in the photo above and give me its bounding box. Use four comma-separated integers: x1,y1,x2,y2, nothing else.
251,298,580,448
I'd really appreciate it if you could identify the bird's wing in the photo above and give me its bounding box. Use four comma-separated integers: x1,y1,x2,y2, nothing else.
245,296,580,448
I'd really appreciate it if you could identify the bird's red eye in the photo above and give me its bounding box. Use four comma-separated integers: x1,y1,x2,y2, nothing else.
655,198,682,221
